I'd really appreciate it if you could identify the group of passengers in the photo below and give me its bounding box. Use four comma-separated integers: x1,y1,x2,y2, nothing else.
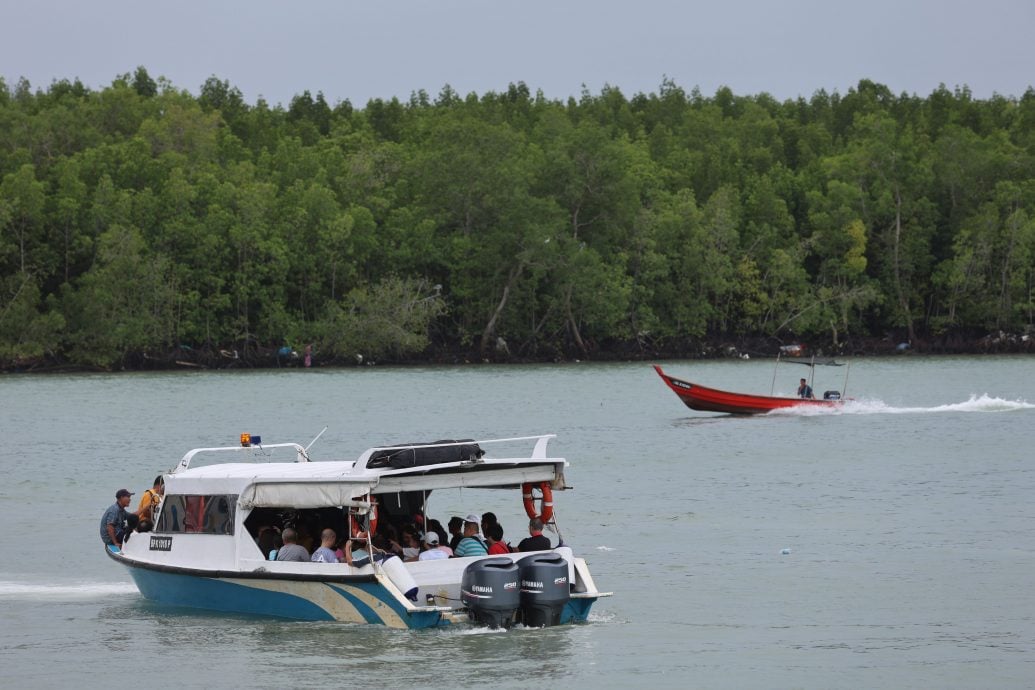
98,477,165,550
265,510,553,565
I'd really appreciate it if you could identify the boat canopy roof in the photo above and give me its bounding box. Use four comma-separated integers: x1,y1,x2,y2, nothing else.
166,460,359,497
163,435,566,508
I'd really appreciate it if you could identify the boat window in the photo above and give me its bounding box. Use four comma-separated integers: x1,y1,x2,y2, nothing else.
155,494,237,535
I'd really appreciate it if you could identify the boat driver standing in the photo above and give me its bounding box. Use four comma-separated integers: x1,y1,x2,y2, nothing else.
797,378,814,399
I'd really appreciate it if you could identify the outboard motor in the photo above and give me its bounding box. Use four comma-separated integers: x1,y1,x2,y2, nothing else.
518,553,571,627
823,390,841,400
461,558,520,628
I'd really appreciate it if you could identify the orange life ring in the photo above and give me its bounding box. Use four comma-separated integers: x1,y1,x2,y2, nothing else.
521,482,553,522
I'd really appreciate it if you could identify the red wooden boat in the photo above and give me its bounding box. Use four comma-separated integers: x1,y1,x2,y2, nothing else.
653,364,846,415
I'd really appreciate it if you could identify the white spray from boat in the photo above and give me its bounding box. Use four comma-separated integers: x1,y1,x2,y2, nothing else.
767,394,1035,416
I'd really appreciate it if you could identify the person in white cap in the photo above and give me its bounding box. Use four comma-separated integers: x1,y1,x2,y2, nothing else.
418,531,449,560
452,513,488,557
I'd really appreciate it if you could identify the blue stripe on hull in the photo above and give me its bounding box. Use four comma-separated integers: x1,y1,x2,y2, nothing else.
125,566,443,629
129,567,333,620
323,582,383,624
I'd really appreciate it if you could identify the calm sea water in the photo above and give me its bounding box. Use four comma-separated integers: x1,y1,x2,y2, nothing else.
1,356,1033,689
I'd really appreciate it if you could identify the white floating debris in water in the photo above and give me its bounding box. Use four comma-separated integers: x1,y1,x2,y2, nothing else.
780,548,791,555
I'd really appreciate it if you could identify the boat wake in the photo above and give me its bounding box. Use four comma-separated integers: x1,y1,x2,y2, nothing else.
448,625,510,636
0,580,137,600
769,394,1034,416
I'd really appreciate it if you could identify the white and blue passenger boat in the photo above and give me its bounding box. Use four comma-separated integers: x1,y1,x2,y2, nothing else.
106,434,610,629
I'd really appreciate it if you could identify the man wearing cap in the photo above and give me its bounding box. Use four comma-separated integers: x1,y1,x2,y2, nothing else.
452,513,488,557
99,489,139,550
418,531,449,561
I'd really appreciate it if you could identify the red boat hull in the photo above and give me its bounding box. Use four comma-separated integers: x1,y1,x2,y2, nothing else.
653,365,842,415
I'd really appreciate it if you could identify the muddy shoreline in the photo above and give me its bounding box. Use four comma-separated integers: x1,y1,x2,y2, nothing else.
5,331,1032,374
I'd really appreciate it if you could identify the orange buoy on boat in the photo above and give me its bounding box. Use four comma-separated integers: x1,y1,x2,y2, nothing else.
521,482,553,522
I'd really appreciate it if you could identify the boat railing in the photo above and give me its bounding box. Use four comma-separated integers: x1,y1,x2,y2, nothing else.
172,442,309,474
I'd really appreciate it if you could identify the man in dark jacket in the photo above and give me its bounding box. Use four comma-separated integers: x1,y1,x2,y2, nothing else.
517,517,551,552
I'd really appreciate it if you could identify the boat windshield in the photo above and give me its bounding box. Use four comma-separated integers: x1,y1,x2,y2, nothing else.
155,494,237,534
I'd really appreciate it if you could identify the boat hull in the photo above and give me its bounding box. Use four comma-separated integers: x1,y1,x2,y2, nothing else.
654,365,842,415
122,560,440,628
112,549,599,628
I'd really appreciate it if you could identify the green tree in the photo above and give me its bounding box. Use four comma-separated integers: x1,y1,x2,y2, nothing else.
318,276,445,360
406,113,561,354
824,112,936,342
0,164,47,274
132,66,157,98
650,187,736,338
933,182,1035,330
50,158,89,283
61,225,178,367
0,272,65,366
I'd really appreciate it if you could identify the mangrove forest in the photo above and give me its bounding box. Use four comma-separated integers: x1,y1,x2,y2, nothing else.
1,69,1034,370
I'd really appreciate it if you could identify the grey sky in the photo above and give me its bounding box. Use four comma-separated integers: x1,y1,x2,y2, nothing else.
3,0,1032,107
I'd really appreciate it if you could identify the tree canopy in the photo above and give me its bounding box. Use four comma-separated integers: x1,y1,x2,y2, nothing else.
1,70,1033,369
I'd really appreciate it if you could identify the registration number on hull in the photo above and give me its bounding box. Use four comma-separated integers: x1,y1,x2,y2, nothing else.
149,535,173,551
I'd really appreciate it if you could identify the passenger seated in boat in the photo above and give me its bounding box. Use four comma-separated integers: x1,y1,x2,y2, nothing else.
417,531,449,561
294,522,316,553
481,512,498,538
485,522,510,554
400,527,422,562
344,533,391,568
275,528,310,562
377,523,406,560
517,518,552,552
447,516,464,551
311,528,339,563
453,513,488,557
426,518,450,550
797,378,814,399
257,525,282,560
344,536,369,566
136,476,164,525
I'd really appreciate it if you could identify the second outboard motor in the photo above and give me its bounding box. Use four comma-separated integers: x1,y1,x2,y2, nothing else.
518,553,571,627
461,558,520,628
